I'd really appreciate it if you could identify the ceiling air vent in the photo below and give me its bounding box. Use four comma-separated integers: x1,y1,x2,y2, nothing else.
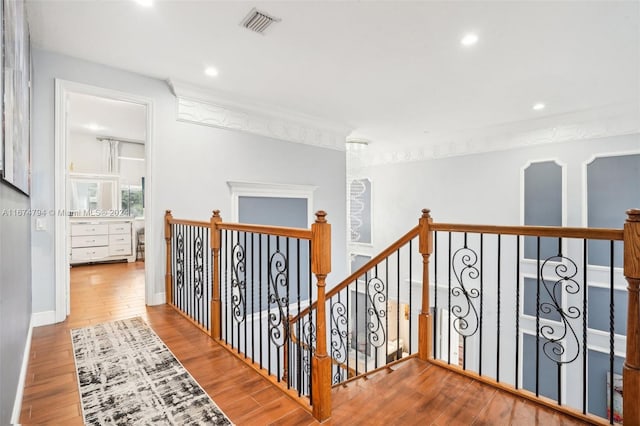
241,8,281,34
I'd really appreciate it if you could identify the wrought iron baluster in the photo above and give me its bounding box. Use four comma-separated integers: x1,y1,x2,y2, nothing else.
609,240,615,424
308,240,313,399
433,231,438,359
244,232,248,357
194,227,204,327
582,239,587,414
450,235,480,341
176,225,185,310
496,234,501,380
267,235,271,376
515,235,520,389
367,265,386,369
251,232,260,363
479,233,484,375
259,234,263,370
409,240,412,355
268,236,289,381
296,239,301,394
330,293,348,384
448,232,452,364
536,236,540,397
385,257,389,367
188,226,193,319
231,231,247,345
206,227,211,331
286,237,290,387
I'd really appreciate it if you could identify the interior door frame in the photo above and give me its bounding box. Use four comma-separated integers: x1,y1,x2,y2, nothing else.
54,79,156,322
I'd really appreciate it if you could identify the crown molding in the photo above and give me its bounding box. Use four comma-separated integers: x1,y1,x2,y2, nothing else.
168,79,351,151
361,101,640,166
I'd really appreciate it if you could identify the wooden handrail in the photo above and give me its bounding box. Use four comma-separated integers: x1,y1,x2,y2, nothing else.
432,223,623,240
291,225,420,323
218,222,313,240
167,218,210,228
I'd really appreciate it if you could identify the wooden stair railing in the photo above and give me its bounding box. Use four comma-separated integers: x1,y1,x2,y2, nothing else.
165,209,333,422
290,211,430,389
165,208,640,425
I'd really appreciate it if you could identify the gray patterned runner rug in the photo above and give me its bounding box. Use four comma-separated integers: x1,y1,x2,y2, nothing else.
71,317,232,425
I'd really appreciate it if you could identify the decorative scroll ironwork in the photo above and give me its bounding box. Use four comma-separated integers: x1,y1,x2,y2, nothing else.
193,234,204,300
231,241,246,323
300,316,316,382
539,255,581,364
450,246,480,337
176,231,184,291
366,277,387,348
330,300,348,384
268,250,289,347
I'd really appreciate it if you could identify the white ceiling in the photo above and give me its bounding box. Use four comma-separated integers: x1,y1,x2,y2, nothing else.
28,1,640,151
67,92,147,141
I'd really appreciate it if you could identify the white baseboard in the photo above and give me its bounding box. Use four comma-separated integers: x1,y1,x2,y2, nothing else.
11,317,33,425
149,292,166,306
31,310,56,327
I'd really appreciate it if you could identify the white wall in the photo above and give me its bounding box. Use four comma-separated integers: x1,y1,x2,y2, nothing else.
363,133,639,250
31,49,347,316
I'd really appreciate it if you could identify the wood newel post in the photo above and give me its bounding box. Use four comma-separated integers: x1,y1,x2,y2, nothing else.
311,210,332,422
623,208,640,426
210,210,222,340
164,210,174,305
418,208,434,361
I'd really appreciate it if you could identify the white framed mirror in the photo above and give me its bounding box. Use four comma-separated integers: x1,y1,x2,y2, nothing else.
68,173,120,216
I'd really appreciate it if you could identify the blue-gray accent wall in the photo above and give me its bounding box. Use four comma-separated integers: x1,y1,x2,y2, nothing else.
0,183,32,423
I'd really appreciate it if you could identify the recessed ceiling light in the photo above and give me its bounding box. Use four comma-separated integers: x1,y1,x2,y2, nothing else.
84,123,105,132
533,103,546,111
204,67,219,77
134,0,153,7
461,33,479,47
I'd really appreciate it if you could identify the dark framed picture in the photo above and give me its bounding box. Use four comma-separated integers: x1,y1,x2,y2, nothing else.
1,0,31,195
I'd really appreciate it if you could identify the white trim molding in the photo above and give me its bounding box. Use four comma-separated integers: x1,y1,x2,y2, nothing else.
31,310,56,327
360,101,640,166
11,317,33,425
168,79,351,151
227,181,317,226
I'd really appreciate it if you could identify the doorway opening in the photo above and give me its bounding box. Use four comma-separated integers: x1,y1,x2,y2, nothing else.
54,80,155,322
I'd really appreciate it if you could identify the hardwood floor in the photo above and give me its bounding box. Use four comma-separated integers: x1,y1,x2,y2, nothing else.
20,262,317,425
330,359,590,426
20,262,592,425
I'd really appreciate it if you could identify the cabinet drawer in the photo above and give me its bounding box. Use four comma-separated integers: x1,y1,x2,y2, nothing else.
109,244,132,256
71,246,109,261
109,234,131,245
71,223,108,236
109,223,131,234
71,235,109,248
